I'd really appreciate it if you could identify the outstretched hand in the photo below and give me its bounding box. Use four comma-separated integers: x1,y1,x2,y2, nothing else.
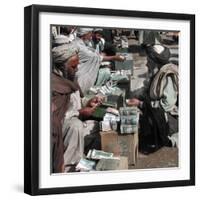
114,55,126,62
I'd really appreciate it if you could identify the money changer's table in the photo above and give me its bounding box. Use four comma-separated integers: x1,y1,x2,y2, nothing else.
100,130,139,166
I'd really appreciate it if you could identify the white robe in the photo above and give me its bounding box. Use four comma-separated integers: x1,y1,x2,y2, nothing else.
72,38,103,94
62,91,99,167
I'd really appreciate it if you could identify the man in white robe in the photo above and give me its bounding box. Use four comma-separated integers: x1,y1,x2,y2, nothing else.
72,28,125,94
52,43,104,172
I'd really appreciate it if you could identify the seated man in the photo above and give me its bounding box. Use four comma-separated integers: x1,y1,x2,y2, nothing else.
51,72,73,173
127,44,179,151
72,27,125,94
52,43,103,172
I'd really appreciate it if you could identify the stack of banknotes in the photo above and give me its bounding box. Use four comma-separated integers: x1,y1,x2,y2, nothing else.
76,149,128,171
76,158,96,172
86,149,114,160
119,107,139,134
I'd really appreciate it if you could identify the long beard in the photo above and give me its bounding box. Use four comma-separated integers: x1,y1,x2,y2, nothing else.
62,69,75,82
83,40,92,47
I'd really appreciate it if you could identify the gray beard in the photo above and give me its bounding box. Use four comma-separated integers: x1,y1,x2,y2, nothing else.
83,40,92,47
63,70,76,82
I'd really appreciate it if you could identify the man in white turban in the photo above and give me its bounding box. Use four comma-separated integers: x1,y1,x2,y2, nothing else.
52,43,104,172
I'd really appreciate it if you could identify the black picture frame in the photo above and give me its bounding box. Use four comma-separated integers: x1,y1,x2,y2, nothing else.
24,4,195,196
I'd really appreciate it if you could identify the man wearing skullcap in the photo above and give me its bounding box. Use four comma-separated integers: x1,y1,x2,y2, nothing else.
91,28,105,53
76,27,94,38
52,43,103,172
127,44,179,151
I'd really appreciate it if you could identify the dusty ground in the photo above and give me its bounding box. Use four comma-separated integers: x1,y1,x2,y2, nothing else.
130,147,178,169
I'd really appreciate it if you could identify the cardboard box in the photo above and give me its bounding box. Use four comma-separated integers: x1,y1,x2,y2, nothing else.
100,131,139,165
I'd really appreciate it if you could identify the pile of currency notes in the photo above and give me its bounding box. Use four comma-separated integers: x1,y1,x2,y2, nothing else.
119,107,139,134
96,157,120,171
110,70,130,81
75,149,128,171
88,80,124,96
86,149,114,160
100,109,120,131
75,158,96,172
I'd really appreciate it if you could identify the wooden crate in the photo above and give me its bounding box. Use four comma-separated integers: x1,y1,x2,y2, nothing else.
100,131,139,165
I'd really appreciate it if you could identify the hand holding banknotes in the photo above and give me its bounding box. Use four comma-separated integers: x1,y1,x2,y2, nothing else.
114,55,126,62
79,107,96,117
79,96,104,117
87,96,104,108
126,98,143,107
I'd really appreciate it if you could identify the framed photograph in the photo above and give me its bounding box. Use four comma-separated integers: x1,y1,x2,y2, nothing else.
24,4,195,195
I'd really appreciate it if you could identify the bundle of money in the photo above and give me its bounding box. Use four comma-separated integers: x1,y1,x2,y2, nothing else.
87,149,114,160
100,120,112,131
120,115,138,125
96,156,128,171
120,124,138,134
100,112,120,132
76,158,96,171
103,113,120,121
119,107,138,116
110,120,118,131
119,107,139,134
96,157,120,171
106,107,120,116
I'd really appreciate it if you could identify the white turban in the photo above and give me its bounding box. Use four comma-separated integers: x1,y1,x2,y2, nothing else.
54,35,70,46
94,28,103,33
52,43,78,64
76,27,93,37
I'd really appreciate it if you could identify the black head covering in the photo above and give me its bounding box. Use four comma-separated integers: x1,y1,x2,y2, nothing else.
146,45,171,65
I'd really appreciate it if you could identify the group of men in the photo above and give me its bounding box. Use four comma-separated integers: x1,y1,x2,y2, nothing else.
51,27,125,173
51,27,179,173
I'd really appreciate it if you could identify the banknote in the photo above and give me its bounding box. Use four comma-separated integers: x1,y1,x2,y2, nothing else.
120,124,138,134
87,149,114,160
76,158,96,171
99,120,112,131
96,157,120,171
119,107,138,116
120,115,138,125
103,113,120,121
